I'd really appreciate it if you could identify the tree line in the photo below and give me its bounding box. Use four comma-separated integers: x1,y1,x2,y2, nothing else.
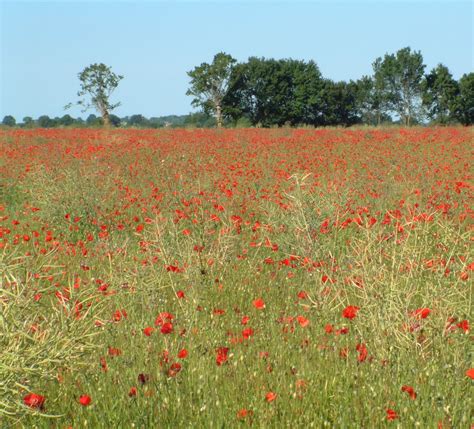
2,47,473,129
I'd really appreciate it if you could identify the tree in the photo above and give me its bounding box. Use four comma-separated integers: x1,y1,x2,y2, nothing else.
319,80,360,127
109,114,121,127
2,115,16,127
59,114,75,127
66,63,123,128
224,57,324,127
373,47,425,126
128,114,148,127
86,114,102,127
37,115,56,128
187,52,236,127
22,116,34,127
422,64,459,124
454,73,474,125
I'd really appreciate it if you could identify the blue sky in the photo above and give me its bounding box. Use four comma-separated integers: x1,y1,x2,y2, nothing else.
1,0,472,120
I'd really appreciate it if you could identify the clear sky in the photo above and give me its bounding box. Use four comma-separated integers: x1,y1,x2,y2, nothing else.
1,0,472,120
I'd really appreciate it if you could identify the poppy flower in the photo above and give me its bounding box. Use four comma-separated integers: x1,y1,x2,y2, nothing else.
241,315,250,325
242,327,254,339
143,326,154,336
23,393,45,409
342,305,360,320
297,315,310,327
167,362,182,377
386,409,398,421
160,322,173,334
412,308,431,319
265,392,277,402
401,385,417,400
356,343,368,362
79,395,91,406
216,347,229,366
178,349,188,359
466,368,474,379
324,324,333,334
128,387,137,397
253,298,265,310
236,408,252,420
155,312,174,327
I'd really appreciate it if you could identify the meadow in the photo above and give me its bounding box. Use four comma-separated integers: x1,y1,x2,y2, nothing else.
0,127,472,428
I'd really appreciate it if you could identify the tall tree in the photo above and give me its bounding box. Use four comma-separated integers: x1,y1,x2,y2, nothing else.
66,63,123,128
187,52,236,128
319,80,360,127
224,57,324,127
454,73,474,125
422,64,459,124
373,47,425,126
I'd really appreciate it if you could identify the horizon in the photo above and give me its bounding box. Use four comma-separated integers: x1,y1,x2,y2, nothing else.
1,0,472,120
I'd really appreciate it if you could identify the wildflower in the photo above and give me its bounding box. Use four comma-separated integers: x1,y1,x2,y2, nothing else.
178,349,188,359
401,385,417,400
342,305,360,320
265,392,277,402
216,347,229,366
79,395,91,406
23,393,45,409
253,298,265,310
143,326,154,336
386,409,398,421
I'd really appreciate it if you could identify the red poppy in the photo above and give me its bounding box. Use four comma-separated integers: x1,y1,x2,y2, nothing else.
342,305,360,320
466,368,474,379
161,322,173,334
155,312,174,327
386,409,398,421
236,408,252,420
265,392,277,402
356,343,368,362
242,328,254,339
412,308,431,319
401,385,417,400
128,387,137,397
79,395,91,406
297,290,308,299
167,362,182,377
253,298,265,310
297,315,310,327
216,347,229,366
143,326,154,336
178,349,188,359
23,393,45,409
241,315,250,325
108,347,122,357
176,290,185,299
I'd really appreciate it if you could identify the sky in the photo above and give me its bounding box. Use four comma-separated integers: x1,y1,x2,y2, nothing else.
0,0,472,120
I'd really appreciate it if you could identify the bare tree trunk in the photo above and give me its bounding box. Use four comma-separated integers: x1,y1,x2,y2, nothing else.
102,110,111,128
216,103,222,128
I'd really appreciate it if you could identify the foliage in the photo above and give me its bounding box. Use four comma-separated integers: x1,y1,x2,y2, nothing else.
454,72,474,125
422,64,459,124
224,57,324,127
372,47,426,125
187,52,236,127
2,115,16,127
66,63,123,127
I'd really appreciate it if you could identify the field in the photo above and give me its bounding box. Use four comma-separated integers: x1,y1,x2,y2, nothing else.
0,127,472,428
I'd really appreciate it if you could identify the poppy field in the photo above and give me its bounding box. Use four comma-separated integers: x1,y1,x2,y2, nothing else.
0,127,472,428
